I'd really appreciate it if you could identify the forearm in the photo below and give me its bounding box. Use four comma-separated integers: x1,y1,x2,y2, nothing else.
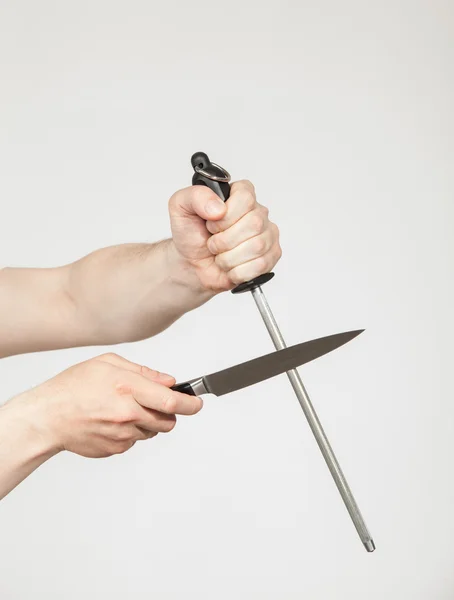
66,239,214,345
0,265,78,358
0,395,58,501
0,240,213,357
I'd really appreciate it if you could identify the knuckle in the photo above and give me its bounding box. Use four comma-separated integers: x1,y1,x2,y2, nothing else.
193,186,215,208
265,255,276,270
169,186,212,213
163,394,177,414
113,405,136,424
112,411,125,424
206,220,220,235
107,440,130,455
242,180,256,198
118,440,134,453
140,365,158,378
249,213,264,234
207,237,217,254
254,256,268,274
215,253,230,271
228,267,242,285
168,188,185,207
209,233,223,254
253,235,267,255
98,352,120,361
193,185,211,201
243,191,256,212
105,442,118,455
115,428,133,442
246,180,256,193
239,178,255,190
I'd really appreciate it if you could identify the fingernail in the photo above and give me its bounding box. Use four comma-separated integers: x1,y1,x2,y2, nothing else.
205,198,224,217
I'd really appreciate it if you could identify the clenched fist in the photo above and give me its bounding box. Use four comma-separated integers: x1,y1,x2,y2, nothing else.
168,180,282,292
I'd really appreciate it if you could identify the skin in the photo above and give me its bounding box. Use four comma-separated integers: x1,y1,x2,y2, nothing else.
0,180,281,500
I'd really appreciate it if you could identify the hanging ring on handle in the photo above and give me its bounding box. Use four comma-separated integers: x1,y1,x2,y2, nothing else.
194,163,231,182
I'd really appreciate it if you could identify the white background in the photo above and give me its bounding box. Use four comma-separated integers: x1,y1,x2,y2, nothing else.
0,1,453,598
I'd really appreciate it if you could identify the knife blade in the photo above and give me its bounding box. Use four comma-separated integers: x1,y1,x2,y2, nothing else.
171,329,363,397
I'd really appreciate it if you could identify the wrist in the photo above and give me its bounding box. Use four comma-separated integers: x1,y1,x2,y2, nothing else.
0,391,60,501
162,239,217,303
2,391,62,459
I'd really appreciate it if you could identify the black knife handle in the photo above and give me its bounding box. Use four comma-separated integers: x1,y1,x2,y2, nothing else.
171,381,196,396
191,152,275,294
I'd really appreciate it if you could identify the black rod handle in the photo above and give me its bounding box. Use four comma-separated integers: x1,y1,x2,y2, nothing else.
190,152,274,294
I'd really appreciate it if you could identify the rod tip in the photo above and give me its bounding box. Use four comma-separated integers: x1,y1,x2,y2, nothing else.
364,539,376,552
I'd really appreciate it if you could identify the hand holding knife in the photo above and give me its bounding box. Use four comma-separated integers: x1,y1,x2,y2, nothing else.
172,152,375,553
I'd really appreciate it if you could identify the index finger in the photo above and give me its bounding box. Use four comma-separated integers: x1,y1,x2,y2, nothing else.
96,353,175,385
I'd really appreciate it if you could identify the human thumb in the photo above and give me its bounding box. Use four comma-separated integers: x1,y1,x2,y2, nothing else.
169,185,227,222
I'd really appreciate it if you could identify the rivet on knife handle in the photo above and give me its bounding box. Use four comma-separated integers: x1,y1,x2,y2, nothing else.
190,151,375,553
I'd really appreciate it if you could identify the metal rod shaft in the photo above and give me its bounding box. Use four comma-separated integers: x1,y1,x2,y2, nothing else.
251,286,375,552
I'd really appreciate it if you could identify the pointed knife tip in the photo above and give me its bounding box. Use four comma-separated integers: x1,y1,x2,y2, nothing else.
338,328,365,344
351,328,365,337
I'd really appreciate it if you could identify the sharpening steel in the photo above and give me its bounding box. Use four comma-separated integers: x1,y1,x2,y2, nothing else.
189,151,375,553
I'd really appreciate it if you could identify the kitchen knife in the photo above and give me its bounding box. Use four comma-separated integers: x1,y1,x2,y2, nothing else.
171,330,363,396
